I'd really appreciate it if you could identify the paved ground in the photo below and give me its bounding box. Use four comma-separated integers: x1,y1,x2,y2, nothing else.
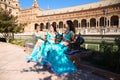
0,42,107,80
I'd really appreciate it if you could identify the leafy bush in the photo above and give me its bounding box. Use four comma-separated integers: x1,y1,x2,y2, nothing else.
70,38,120,74
97,38,120,73
82,38,120,74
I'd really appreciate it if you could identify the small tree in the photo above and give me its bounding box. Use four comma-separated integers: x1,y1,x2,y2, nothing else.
0,7,26,42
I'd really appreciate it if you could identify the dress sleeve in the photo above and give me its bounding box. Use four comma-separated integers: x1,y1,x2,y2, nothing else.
70,31,74,35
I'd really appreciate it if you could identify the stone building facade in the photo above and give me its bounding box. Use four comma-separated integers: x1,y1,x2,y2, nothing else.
0,0,20,16
1,0,120,34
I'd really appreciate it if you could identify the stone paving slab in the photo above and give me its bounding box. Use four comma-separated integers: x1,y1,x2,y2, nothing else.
0,42,107,80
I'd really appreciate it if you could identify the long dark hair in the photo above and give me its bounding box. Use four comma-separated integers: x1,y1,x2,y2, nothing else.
66,20,75,33
51,24,57,32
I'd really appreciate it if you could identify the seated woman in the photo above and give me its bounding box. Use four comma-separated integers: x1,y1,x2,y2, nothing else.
25,24,58,64
38,20,77,75
36,24,59,64
25,24,45,62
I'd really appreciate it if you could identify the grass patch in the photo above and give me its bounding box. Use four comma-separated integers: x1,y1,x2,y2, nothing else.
9,39,34,46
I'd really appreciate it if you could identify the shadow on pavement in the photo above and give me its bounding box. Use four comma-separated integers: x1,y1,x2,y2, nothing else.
20,63,53,74
20,63,106,80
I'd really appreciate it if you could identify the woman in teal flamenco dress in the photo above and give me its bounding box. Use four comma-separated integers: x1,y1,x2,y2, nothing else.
24,24,45,63
38,20,77,75
35,24,59,65
25,24,58,65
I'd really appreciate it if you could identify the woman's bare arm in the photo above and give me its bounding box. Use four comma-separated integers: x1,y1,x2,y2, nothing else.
70,33,76,44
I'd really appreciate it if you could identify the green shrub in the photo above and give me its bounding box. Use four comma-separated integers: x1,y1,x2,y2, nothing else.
79,38,120,74
92,39,120,74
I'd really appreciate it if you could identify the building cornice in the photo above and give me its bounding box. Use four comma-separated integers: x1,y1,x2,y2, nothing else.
37,0,120,16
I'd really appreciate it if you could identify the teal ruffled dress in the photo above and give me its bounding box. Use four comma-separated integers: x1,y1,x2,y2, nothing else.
25,32,56,65
40,31,77,75
25,31,77,75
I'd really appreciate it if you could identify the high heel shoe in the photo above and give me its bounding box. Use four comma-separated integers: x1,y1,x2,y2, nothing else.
24,56,31,63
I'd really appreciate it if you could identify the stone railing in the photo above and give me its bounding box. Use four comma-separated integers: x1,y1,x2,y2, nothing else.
78,26,120,35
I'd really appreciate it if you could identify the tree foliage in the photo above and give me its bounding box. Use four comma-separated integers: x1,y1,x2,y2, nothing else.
0,7,26,41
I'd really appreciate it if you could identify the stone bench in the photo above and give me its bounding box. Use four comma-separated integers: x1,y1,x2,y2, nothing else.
24,43,34,54
24,43,34,48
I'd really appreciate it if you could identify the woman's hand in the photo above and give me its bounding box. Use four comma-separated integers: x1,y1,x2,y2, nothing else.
62,38,70,46
63,38,70,43
39,56,44,62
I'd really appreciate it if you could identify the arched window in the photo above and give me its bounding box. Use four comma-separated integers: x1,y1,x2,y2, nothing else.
73,20,78,27
90,18,96,27
59,21,63,28
111,15,119,27
100,17,107,27
81,19,87,27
